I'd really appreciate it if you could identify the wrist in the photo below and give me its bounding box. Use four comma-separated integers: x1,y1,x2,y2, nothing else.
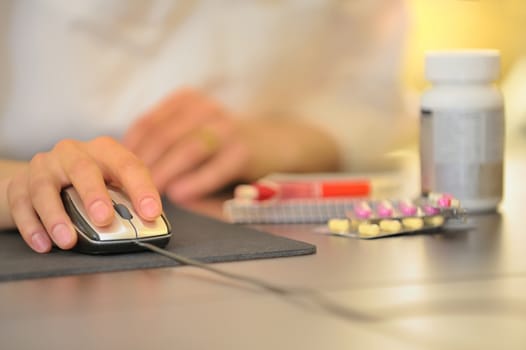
0,161,27,229
237,118,341,180
0,177,15,229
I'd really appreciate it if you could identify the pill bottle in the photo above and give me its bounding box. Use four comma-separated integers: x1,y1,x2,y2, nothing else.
420,50,504,213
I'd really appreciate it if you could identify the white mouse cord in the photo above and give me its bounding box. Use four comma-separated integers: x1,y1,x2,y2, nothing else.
133,240,379,323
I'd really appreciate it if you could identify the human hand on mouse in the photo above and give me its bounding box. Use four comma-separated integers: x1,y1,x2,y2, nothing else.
3,137,162,253
123,88,341,203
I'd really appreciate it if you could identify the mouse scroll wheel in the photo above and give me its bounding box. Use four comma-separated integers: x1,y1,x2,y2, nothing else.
114,203,133,220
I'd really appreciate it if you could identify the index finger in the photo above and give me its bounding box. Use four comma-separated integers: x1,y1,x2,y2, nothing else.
85,137,162,221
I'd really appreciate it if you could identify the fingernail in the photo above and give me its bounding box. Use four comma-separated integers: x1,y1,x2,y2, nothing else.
31,232,50,253
52,224,73,247
89,200,111,224
140,197,160,218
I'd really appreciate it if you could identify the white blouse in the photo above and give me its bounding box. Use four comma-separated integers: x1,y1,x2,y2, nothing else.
0,0,410,170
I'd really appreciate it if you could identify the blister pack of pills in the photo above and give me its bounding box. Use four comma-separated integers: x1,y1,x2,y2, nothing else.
321,193,465,239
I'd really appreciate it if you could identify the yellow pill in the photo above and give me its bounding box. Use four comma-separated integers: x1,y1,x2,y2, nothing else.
379,220,402,233
358,223,380,237
402,217,424,230
424,215,445,227
350,219,364,231
450,199,461,208
328,219,350,233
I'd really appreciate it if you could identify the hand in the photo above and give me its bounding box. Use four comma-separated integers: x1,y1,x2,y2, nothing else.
123,88,251,203
6,137,162,253
123,88,341,203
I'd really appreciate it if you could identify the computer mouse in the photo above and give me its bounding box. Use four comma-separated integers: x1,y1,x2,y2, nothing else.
61,185,172,254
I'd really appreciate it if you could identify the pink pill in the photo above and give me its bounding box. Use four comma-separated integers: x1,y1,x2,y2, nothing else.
354,201,372,219
376,200,393,217
399,200,417,216
422,204,440,216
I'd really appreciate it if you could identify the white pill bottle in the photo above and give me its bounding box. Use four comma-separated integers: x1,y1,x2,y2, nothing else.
420,50,504,212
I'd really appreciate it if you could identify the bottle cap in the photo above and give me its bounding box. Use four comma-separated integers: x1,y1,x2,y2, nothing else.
425,49,500,83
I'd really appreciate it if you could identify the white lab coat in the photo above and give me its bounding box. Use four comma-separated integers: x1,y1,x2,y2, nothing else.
0,0,410,170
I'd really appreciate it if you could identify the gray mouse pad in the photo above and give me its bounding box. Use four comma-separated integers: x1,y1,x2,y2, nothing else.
0,202,316,282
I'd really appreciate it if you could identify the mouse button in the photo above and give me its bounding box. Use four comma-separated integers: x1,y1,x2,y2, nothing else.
72,216,100,241
62,188,99,239
62,187,84,211
96,219,137,241
114,203,133,220
107,187,132,206
62,187,136,240
131,215,169,238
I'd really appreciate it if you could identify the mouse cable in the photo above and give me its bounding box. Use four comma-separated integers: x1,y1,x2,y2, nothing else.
134,241,469,350
134,240,379,323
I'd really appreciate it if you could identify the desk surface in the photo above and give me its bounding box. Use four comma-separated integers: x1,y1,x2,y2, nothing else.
1,145,526,350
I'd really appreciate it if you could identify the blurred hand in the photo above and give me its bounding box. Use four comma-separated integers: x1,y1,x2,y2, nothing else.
123,88,251,203
6,137,162,253
123,88,341,203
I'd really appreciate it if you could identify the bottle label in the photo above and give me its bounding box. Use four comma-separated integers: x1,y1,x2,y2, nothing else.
420,107,504,204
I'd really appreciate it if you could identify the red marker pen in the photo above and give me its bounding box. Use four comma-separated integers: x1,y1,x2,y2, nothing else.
235,180,372,201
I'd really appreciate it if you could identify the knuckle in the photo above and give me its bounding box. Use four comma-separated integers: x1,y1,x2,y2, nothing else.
92,136,118,148
53,138,78,153
29,152,49,167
